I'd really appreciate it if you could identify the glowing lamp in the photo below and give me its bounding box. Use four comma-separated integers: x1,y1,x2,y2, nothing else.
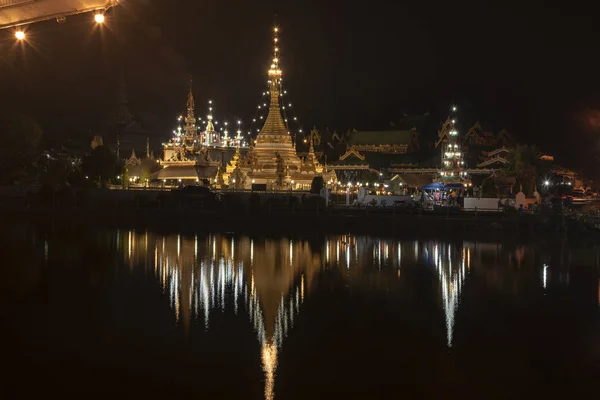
15,30,25,40
94,13,105,24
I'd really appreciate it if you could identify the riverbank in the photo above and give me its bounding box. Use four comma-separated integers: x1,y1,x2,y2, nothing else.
5,205,594,243
2,186,598,242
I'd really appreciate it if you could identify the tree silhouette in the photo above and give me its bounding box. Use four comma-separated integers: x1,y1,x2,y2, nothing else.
0,113,44,184
82,145,117,187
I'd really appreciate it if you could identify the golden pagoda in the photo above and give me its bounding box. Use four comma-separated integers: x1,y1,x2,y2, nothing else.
239,26,332,190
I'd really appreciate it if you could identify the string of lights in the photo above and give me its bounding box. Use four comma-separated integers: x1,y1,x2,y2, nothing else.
168,25,305,149
249,92,268,138
170,98,250,148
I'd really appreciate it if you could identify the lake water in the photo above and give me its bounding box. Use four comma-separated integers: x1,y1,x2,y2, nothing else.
2,223,599,398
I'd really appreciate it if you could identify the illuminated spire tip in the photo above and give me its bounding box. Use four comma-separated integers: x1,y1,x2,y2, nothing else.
268,25,282,78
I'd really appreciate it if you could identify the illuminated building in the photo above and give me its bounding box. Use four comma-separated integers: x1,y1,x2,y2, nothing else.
236,26,334,190
435,107,469,184
152,84,220,184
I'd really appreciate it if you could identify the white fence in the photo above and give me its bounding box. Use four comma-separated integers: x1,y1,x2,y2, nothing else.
463,197,505,212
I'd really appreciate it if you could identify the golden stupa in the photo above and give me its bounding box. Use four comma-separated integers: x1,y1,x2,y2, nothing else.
238,27,332,190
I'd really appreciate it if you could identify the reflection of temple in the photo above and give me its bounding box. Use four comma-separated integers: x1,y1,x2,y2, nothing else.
424,242,470,347
119,232,479,397
322,236,470,347
121,231,320,400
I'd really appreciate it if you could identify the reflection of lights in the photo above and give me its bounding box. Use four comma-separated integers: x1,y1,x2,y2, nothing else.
431,242,468,348
346,245,350,269
120,234,477,394
543,264,548,290
262,341,278,400
44,240,48,267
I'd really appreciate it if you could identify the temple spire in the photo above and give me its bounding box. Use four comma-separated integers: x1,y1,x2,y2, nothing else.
256,26,291,144
267,25,282,108
184,78,196,139
268,26,282,81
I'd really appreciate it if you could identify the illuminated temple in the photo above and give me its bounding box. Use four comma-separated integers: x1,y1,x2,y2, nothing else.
152,85,220,183
235,27,334,190
152,27,333,189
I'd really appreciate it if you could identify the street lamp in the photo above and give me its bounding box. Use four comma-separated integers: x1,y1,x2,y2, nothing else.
94,13,105,24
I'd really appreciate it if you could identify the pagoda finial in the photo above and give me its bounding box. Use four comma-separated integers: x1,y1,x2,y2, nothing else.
268,25,282,80
206,100,215,132
184,79,196,139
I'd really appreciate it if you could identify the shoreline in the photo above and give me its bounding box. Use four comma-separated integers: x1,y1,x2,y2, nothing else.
5,206,596,244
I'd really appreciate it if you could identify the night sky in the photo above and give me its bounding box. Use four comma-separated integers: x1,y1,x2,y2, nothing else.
1,0,599,169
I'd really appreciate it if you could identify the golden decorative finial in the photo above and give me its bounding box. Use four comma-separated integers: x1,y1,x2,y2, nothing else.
268,25,282,78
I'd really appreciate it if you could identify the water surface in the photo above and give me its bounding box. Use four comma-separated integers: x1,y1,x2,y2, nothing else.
2,225,599,398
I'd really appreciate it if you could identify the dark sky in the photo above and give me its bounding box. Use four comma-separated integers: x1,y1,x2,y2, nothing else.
1,0,599,168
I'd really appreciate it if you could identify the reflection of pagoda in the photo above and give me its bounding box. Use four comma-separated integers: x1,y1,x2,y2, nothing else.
123,232,318,400
120,232,472,397
236,27,333,190
424,241,469,347
152,83,219,184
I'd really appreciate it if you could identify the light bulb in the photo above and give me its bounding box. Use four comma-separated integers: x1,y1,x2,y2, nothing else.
94,13,105,24
15,30,25,40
